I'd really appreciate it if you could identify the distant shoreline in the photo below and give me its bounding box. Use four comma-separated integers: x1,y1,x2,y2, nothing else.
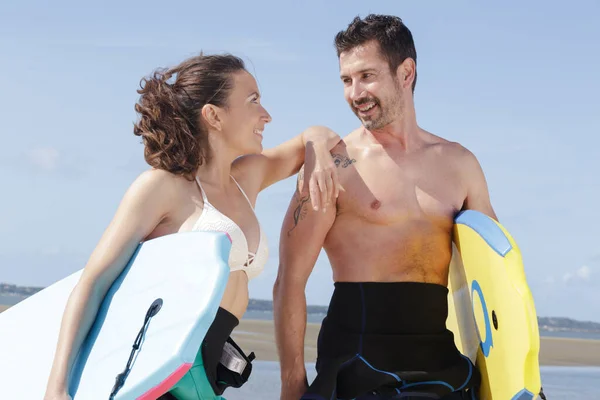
3,284,600,328
3,299,600,341
241,309,600,341
2,303,599,367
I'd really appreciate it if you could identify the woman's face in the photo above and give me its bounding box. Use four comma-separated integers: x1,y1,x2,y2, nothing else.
219,70,272,155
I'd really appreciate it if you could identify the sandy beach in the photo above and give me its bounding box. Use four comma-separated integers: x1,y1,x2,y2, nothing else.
230,319,600,367
1,304,598,367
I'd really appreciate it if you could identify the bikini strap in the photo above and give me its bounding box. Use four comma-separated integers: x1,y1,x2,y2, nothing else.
194,176,208,202
230,176,255,211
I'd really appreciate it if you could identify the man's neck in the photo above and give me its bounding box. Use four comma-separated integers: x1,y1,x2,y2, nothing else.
365,116,421,151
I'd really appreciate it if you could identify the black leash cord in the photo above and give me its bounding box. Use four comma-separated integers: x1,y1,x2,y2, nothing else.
109,298,163,400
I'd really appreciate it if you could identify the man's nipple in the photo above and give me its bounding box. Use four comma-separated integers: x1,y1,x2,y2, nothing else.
371,199,381,210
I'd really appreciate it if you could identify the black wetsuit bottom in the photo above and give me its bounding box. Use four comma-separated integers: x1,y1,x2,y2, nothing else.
301,282,480,400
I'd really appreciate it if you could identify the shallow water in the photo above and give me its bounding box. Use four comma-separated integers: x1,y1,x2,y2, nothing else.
224,362,600,399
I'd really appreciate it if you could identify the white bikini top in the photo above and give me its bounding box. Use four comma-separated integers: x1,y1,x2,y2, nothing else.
192,176,268,280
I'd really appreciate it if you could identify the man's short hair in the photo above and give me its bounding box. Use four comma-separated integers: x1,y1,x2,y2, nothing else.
334,14,418,92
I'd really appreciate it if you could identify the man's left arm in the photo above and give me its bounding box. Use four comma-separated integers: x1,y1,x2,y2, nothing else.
462,149,499,221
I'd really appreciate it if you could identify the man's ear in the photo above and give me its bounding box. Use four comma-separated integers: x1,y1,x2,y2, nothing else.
396,58,416,90
201,104,222,131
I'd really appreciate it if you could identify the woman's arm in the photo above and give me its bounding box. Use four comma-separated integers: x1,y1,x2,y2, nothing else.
232,125,341,209
44,169,173,399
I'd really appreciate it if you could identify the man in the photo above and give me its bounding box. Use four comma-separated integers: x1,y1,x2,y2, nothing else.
273,14,497,400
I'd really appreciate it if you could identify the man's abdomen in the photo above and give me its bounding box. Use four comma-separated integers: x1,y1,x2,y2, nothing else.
325,217,453,285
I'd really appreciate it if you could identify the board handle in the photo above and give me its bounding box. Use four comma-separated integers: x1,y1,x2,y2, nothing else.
109,298,164,399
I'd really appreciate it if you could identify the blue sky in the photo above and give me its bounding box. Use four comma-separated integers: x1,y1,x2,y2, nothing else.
1,1,599,321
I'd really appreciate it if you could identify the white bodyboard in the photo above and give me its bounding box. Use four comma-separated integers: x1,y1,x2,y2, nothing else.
0,231,231,399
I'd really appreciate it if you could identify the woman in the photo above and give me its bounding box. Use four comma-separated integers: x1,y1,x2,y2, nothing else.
43,53,340,400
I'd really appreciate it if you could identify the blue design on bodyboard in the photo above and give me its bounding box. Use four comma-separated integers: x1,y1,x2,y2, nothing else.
511,389,535,400
471,280,493,357
455,210,512,257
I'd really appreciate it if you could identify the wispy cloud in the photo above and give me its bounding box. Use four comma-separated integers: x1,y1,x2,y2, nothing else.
536,262,600,321
561,265,594,284
12,146,88,179
544,263,596,287
577,265,592,280
27,147,60,171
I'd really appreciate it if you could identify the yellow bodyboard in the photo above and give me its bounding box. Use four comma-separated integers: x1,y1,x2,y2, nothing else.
447,210,543,400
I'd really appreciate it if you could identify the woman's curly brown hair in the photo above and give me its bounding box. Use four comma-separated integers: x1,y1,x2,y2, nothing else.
133,53,246,180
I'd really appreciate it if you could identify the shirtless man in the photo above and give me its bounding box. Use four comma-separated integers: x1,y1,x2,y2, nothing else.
273,14,498,400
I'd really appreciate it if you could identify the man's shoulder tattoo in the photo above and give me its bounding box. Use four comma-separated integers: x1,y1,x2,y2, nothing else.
287,152,352,236
332,153,356,168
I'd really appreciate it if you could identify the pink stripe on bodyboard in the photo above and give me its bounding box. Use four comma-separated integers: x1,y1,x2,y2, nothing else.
137,363,192,400
221,231,232,243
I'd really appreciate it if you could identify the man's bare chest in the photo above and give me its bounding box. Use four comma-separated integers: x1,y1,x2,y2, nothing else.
335,150,465,223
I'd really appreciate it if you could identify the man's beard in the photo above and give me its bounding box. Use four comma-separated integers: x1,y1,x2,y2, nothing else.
352,95,401,130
